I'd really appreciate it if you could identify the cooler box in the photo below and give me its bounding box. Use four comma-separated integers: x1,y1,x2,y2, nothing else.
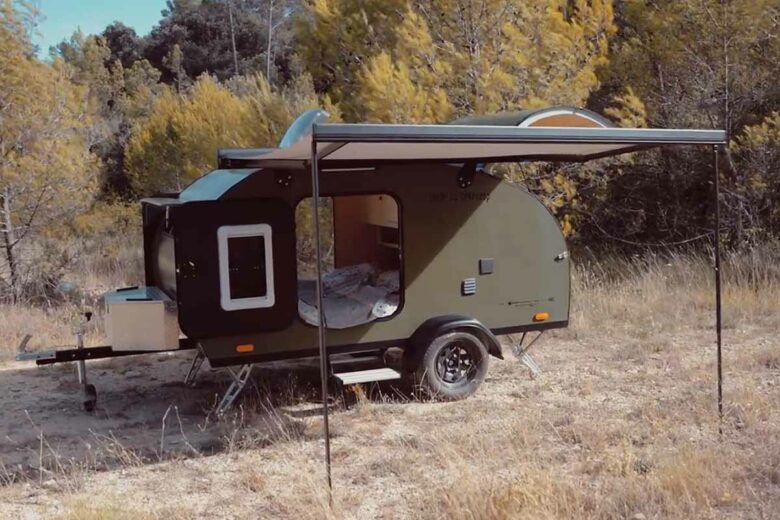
104,286,179,351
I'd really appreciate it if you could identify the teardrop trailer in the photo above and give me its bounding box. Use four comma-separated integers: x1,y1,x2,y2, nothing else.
16,107,727,421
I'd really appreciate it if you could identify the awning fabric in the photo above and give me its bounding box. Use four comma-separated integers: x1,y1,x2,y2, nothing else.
242,124,727,168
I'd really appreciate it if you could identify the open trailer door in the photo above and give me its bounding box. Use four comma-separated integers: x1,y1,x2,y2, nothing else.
168,198,298,339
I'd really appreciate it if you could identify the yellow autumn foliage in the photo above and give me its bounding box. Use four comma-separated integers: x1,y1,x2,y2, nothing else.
349,0,615,123
0,1,100,299
296,0,407,120
125,73,326,195
604,87,647,128
0,6,99,226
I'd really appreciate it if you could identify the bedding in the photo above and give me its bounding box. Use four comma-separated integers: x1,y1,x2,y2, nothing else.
298,264,400,329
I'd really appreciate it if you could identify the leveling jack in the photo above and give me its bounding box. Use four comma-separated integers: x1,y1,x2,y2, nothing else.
72,312,97,411
509,331,544,378
16,316,200,413
17,312,98,411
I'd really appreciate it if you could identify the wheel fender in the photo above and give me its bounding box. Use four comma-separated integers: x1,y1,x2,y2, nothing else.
405,315,503,370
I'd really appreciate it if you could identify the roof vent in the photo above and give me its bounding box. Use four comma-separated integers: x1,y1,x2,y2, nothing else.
279,109,330,148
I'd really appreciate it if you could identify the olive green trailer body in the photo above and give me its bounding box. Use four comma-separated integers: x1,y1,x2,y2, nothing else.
142,162,569,368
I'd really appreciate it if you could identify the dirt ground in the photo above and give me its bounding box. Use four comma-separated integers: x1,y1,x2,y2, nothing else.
0,322,778,519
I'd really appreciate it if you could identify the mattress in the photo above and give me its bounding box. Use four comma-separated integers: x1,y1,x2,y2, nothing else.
298,264,399,329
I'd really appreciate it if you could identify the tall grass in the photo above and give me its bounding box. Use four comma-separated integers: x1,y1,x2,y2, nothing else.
570,243,780,337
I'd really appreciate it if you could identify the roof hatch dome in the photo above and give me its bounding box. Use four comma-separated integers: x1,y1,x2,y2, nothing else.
450,106,614,128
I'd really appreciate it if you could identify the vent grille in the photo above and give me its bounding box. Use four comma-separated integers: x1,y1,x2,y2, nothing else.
462,278,477,296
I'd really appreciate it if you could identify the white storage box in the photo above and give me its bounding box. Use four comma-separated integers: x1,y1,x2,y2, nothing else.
104,287,179,351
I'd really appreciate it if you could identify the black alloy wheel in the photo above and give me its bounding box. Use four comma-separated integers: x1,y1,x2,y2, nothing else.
415,331,489,400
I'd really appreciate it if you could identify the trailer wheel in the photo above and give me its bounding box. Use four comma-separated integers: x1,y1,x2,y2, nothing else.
415,331,489,400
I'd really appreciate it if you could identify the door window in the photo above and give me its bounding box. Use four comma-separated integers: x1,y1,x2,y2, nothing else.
217,224,275,311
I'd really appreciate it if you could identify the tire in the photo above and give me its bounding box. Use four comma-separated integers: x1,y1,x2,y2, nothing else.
415,331,489,400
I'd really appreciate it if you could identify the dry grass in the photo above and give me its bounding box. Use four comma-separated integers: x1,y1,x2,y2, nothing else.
55,499,156,520
55,497,196,520
0,238,142,360
0,243,778,518
569,244,780,338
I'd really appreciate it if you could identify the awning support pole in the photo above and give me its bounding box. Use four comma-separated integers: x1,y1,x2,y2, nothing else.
310,135,333,498
713,144,723,434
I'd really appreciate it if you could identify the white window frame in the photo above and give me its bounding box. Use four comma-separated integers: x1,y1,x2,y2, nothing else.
217,224,275,311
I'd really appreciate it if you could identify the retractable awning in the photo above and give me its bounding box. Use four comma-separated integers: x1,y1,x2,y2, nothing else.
299,117,728,498
242,124,726,167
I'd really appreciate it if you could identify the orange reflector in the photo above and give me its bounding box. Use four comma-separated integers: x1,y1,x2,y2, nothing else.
533,312,550,322
235,344,255,353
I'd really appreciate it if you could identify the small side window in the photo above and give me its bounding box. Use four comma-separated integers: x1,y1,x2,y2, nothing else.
217,224,275,311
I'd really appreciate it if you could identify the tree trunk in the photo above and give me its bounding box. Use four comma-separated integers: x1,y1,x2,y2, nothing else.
1,186,19,303
228,0,239,77
266,0,275,81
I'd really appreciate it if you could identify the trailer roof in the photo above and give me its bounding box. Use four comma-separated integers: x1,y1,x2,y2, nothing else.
239,124,727,168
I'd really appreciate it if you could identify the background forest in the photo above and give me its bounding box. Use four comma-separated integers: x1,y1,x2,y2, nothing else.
1,0,779,303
